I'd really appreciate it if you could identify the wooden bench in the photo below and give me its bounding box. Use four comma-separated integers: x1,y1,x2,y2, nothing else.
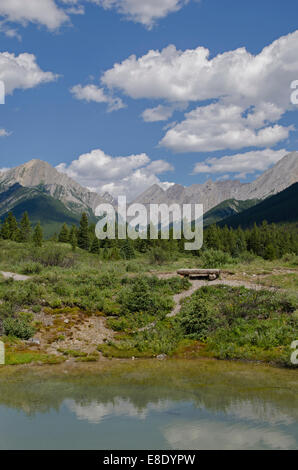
177,269,221,281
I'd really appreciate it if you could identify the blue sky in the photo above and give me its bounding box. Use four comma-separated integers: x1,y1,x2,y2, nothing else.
0,0,298,200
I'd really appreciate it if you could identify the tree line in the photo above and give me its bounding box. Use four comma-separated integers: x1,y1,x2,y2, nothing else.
1,210,297,261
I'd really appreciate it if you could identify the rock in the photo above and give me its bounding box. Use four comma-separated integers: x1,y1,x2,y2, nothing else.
130,152,298,213
28,338,40,346
156,354,167,360
0,159,113,216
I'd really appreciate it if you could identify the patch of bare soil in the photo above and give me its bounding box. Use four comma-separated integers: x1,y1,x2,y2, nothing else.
0,271,30,281
29,310,114,358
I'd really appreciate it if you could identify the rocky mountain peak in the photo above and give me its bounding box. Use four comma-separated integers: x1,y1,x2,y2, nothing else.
132,151,298,213
0,159,113,215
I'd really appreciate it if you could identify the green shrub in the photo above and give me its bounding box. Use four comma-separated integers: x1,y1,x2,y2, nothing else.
148,247,171,265
30,246,75,268
199,249,235,268
180,297,220,340
3,317,36,340
21,262,43,274
119,277,156,314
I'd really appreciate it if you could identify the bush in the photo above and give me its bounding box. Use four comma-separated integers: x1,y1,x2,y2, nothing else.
119,277,156,314
3,317,36,340
30,246,75,268
21,262,43,274
199,249,235,268
148,247,171,265
118,276,175,317
180,297,220,340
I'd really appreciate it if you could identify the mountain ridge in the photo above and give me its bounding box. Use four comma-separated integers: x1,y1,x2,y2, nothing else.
0,159,112,216
132,151,298,213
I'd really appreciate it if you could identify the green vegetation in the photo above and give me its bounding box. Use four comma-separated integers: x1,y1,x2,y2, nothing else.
203,198,260,226
0,208,297,368
219,182,298,228
0,185,82,238
101,286,297,366
3,316,36,340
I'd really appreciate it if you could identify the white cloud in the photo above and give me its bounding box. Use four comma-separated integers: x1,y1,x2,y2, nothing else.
160,102,291,152
70,84,125,111
0,0,69,30
0,128,10,137
142,104,175,122
193,149,288,178
102,33,298,106
142,102,187,122
94,0,190,28
101,31,298,152
164,421,296,450
0,0,193,36
0,52,58,95
57,148,174,201
0,20,21,40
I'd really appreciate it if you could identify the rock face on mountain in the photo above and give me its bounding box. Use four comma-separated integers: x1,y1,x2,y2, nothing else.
241,151,298,200
0,159,112,215
132,152,298,213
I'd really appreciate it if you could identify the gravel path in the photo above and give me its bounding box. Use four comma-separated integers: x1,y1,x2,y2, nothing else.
166,277,278,318
0,271,30,281
138,275,278,332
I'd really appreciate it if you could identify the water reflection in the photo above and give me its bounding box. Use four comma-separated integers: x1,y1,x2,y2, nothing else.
163,421,296,450
0,360,297,450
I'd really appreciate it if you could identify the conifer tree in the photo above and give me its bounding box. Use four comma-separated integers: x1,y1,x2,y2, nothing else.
0,218,10,239
19,212,31,242
69,225,78,241
58,223,69,243
120,239,135,259
70,229,77,252
51,232,58,242
77,212,90,250
33,222,43,247
90,236,101,254
7,212,18,240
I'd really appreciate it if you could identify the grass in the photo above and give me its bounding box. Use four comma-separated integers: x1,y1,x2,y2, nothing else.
101,286,298,366
0,239,297,368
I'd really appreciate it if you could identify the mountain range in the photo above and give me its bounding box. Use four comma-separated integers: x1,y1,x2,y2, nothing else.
0,159,111,217
0,151,297,235
132,151,298,212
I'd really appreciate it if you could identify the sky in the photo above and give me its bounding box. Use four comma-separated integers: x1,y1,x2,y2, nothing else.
0,0,298,201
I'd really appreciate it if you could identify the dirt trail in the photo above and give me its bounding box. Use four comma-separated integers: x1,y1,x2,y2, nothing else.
139,274,278,332
0,271,30,281
166,277,278,318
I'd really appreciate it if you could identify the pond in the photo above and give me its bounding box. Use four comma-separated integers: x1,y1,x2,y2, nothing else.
0,359,297,450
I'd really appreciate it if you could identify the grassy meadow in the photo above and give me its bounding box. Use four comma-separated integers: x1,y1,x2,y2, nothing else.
0,238,297,368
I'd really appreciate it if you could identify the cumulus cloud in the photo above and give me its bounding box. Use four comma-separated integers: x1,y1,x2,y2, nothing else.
0,0,69,31
56,148,174,201
0,0,193,36
102,33,298,106
164,421,296,450
142,102,188,122
0,52,57,95
70,84,125,111
95,0,190,28
193,149,288,178
0,128,10,137
160,103,291,152
142,105,176,122
101,31,298,152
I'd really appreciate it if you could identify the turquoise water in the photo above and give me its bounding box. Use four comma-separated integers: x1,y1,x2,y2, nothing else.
0,360,297,450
